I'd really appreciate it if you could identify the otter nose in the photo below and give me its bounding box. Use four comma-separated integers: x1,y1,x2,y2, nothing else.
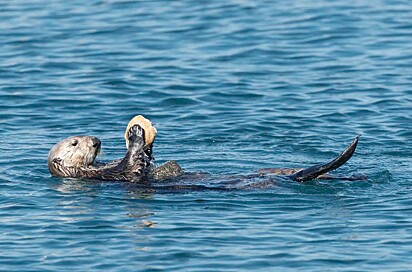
91,137,101,148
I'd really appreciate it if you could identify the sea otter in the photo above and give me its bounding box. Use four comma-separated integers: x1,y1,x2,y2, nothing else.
48,116,364,183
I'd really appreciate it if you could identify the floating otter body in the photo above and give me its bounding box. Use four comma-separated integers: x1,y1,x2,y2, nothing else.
48,115,364,184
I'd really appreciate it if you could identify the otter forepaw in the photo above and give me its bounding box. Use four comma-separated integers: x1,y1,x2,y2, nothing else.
128,124,145,148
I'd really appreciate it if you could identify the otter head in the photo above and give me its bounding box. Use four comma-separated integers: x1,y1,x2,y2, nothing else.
48,136,101,177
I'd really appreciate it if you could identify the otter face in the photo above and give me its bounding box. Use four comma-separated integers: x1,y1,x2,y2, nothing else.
48,136,101,177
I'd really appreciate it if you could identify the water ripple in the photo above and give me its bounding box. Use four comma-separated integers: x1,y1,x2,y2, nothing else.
1,0,412,271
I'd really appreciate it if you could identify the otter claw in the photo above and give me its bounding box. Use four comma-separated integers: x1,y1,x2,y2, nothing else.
128,124,145,145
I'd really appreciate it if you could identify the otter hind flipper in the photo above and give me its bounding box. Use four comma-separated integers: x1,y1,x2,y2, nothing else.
290,135,360,182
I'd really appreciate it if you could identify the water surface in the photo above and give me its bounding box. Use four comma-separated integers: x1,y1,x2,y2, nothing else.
1,0,412,271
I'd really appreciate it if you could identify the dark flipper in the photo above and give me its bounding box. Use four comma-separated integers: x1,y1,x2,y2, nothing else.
290,136,360,182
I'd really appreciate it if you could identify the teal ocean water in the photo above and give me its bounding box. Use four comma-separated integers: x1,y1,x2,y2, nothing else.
1,0,412,271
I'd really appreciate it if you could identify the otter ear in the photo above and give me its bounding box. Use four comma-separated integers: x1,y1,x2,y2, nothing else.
52,158,62,165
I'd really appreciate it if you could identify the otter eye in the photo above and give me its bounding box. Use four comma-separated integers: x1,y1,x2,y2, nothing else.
71,139,78,146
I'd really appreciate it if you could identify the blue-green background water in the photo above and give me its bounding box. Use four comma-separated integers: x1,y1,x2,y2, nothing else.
1,0,412,271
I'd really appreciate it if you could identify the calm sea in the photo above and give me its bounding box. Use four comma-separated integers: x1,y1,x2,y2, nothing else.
1,0,412,271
